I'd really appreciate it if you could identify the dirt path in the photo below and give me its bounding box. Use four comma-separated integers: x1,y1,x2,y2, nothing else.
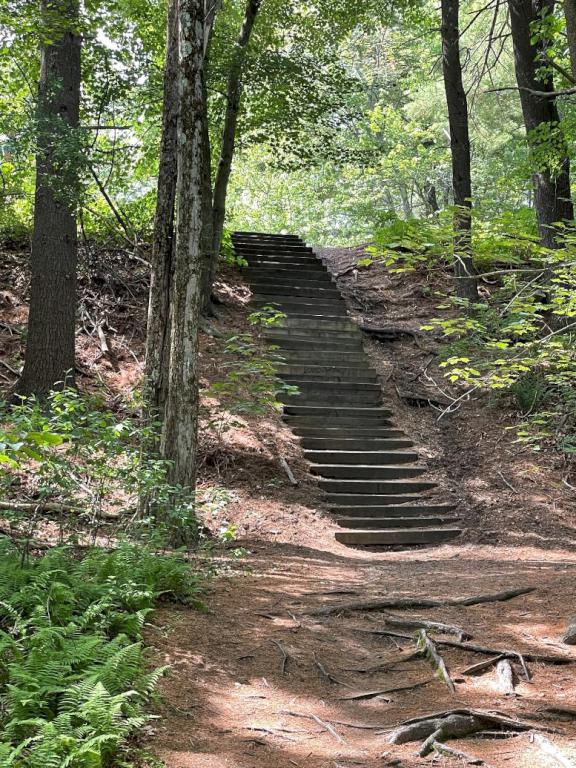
149,536,576,768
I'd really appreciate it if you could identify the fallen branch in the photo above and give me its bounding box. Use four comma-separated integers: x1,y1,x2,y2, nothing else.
417,629,455,693
279,457,298,486
280,711,344,743
303,587,535,616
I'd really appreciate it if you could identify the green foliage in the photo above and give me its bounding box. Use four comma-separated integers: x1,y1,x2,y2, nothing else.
204,308,297,422
0,389,201,549
0,542,202,767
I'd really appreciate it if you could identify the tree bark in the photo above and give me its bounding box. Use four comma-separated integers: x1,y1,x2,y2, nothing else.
508,0,574,248
161,0,206,500
208,0,261,295
564,0,576,81
16,0,81,397
145,0,179,417
441,0,479,301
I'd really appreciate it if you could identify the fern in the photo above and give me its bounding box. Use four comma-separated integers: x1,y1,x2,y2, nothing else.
0,542,203,767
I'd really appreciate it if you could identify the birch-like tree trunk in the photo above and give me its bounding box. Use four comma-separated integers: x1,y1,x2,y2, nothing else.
145,0,179,417
207,0,261,296
161,0,206,499
16,0,81,397
441,0,479,301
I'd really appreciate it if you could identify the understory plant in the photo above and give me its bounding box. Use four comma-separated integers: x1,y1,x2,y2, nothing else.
0,542,203,767
368,212,576,455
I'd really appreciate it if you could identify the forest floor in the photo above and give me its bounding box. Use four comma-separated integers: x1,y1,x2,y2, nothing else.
2,240,576,767
148,247,576,768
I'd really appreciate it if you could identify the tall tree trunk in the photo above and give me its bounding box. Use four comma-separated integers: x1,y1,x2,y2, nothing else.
16,0,81,397
208,0,261,296
161,0,206,502
508,0,574,248
441,0,479,301
199,70,216,314
564,0,576,80
145,0,179,417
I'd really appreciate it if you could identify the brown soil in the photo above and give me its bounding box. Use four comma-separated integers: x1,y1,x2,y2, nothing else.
3,241,576,767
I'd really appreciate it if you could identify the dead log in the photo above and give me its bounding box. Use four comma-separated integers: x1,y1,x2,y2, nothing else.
303,587,535,617
496,659,516,696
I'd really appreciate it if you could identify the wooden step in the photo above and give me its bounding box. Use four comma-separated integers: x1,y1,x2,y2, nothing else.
325,493,428,506
311,464,427,480
304,450,419,465
319,479,436,494
336,515,460,529
300,438,414,451
331,504,457,517
335,528,461,547
283,405,392,418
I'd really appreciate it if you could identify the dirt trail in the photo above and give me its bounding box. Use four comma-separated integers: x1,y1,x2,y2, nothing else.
150,540,576,768
148,247,576,768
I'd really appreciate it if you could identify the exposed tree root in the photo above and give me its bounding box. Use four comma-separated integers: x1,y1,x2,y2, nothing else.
388,708,535,757
432,740,485,764
417,629,455,693
270,639,290,674
533,734,575,768
383,613,471,641
496,658,516,696
435,638,573,666
303,587,535,616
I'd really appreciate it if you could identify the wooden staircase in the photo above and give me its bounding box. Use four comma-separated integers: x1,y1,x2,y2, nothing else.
233,231,461,548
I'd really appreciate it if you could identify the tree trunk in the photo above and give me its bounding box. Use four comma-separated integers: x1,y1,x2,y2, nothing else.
208,0,261,295
564,0,576,81
16,0,81,397
441,0,479,301
161,0,206,503
424,182,440,215
508,0,574,249
199,70,216,315
145,0,179,417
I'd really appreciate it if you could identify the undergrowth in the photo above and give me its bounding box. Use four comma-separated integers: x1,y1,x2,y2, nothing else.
367,211,576,456
0,541,203,767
